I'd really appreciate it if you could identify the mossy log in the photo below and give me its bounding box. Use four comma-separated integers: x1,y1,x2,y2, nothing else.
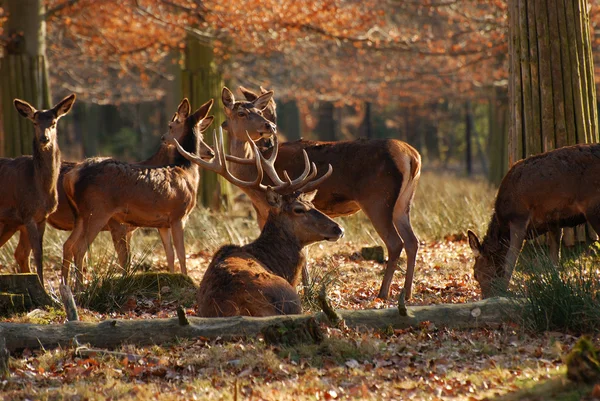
0,297,516,352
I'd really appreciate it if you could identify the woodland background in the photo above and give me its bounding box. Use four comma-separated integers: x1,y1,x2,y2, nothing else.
1,1,600,400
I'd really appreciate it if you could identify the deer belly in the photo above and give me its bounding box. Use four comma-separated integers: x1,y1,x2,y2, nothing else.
115,208,172,228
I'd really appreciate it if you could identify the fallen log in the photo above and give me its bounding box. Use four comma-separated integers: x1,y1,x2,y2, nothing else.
0,297,517,352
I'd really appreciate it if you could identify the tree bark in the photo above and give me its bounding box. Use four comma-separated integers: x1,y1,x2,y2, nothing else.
181,34,231,210
0,297,516,352
278,100,302,141
0,0,51,157
314,101,337,141
508,0,598,243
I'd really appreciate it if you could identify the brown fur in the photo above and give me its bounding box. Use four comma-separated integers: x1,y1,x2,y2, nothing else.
197,190,343,317
0,94,75,284
468,144,600,298
227,87,421,299
14,99,214,273
61,99,214,287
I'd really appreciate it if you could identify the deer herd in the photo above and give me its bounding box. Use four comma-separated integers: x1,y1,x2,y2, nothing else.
1,87,596,317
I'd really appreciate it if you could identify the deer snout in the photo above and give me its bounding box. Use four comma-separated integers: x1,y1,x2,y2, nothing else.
326,225,344,242
40,133,50,144
265,121,276,134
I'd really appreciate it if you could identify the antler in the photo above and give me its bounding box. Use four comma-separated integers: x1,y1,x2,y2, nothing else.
248,132,333,194
175,127,263,188
175,126,333,194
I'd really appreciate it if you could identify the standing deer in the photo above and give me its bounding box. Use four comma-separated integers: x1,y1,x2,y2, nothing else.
176,127,344,317
0,94,76,284
224,87,421,300
467,144,600,298
61,99,215,288
13,98,213,274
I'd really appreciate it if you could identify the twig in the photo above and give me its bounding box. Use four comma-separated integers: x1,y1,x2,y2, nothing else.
59,283,79,321
318,284,342,325
398,288,407,316
177,306,190,326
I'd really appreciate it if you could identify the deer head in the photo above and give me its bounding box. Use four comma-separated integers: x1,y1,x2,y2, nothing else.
14,94,76,148
175,127,343,245
467,229,510,298
162,98,215,159
239,86,277,124
221,87,277,141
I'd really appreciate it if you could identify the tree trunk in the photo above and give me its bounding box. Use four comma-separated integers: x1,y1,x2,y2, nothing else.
0,297,516,352
508,0,598,243
358,101,373,139
487,85,509,185
181,34,231,210
465,100,474,176
278,100,302,141
0,0,51,157
314,101,337,141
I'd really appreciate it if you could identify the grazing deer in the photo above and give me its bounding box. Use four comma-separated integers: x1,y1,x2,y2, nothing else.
13,98,213,275
467,144,600,298
176,127,344,317
224,86,421,300
0,94,76,284
61,99,215,288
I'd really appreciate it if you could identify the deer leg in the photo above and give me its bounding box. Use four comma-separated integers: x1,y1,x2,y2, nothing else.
171,220,187,275
547,226,562,265
25,220,44,284
158,228,175,273
502,220,528,290
62,217,84,285
109,221,131,271
72,215,110,290
0,224,17,248
395,213,419,300
360,201,404,300
15,228,32,273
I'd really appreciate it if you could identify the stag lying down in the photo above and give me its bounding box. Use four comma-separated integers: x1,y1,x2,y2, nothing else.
176,128,344,317
467,144,600,298
0,94,75,284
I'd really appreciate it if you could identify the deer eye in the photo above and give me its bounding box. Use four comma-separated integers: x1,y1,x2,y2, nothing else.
293,207,306,215
237,111,245,118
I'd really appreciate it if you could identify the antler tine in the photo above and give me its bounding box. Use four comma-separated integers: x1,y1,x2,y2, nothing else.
175,127,264,189
247,132,312,190
296,162,334,193
216,127,264,188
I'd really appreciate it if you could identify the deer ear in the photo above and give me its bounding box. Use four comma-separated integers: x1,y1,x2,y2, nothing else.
266,187,282,208
467,230,481,257
177,98,191,120
53,94,76,118
300,190,318,203
222,87,235,111
191,99,214,124
259,86,269,94
239,86,258,102
198,116,214,132
253,90,274,111
14,99,37,120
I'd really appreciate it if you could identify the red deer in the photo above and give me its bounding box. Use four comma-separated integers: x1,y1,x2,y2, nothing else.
0,94,76,284
61,99,215,288
225,86,421,300
175,127,344,317
467,144,600,298
13,99,213,274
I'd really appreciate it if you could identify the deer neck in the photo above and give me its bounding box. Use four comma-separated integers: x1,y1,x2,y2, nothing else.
245,217,305,286
139,143,173,166
482,213,510,267
172,125,201,172
33,140,61,208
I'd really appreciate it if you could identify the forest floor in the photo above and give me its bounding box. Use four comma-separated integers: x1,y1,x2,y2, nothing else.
0,172,595,400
